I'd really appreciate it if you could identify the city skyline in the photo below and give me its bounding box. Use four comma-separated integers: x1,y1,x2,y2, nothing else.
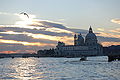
0,0,120,53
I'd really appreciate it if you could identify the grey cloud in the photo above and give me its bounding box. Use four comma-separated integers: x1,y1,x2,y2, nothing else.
31,21,66,29
0,43,53,52
67,28,87,34
1,34,57,44
97,36,120,42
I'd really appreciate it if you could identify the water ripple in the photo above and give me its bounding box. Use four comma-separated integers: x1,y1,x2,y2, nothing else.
0,57,120,80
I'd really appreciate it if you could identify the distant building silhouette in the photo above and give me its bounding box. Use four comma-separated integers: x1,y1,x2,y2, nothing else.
54,27,103,57
37,27,120,62
103,45,120,56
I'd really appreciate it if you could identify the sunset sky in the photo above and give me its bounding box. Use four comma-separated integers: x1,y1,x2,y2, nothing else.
0,0,120,53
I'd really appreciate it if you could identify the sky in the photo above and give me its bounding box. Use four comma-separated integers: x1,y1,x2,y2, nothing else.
0,0,120,53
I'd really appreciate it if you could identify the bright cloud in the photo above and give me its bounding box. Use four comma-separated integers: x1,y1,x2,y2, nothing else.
0,31,23,35
0,12,73,34
111,18,120,24
0,25,44,30
0,39,54,46
15,13,38,26
97,28,104,31
0,12,12,15
57,19,65,21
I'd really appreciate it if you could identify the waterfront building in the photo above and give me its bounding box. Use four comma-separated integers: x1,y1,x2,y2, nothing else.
55,27,103,57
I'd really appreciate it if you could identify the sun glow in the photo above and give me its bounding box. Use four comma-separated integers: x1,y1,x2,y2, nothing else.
15,13,36,26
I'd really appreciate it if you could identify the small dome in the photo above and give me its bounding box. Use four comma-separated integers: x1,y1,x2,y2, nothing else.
78,33,84,41
77,33,84,46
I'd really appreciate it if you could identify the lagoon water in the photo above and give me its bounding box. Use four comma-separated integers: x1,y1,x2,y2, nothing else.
0,57,120,80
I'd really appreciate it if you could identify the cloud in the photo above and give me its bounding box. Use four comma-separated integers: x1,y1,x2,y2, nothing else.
36,20,66,29
57,19,65,21
0,39,54,46
97,28,104,31
97,32,120,39
96,31,120,46
0,31,73,44
109,28,120,34
0,21,73,34
0,51,19,54
101,42,120,47
111,18,120,24
0,12,20,17
0,12,12,15
0,15,77,53
97,36,120,42
0,49,35,54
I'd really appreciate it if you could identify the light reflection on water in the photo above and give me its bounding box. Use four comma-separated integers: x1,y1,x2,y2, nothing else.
12,58,38,80
0,57,120,80
0,58,45,80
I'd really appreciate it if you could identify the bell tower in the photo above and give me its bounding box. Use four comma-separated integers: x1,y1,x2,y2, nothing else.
74,34,77,45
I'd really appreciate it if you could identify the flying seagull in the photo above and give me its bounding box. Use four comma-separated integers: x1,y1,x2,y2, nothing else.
20,12,29,18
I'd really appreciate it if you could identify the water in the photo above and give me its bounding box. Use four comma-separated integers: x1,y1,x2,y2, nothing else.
0,57,120,80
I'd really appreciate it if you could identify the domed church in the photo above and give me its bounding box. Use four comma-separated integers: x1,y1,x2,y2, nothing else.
55,27,103,57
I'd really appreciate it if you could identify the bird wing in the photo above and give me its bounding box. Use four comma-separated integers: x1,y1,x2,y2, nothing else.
20,12,24,14
20,12,29,18
24,13,29,18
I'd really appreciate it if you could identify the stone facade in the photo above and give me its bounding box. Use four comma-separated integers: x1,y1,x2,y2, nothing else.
55,27,103,57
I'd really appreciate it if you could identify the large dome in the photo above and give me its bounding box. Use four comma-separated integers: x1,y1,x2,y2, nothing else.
85,27,97,46
85,32,97,40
